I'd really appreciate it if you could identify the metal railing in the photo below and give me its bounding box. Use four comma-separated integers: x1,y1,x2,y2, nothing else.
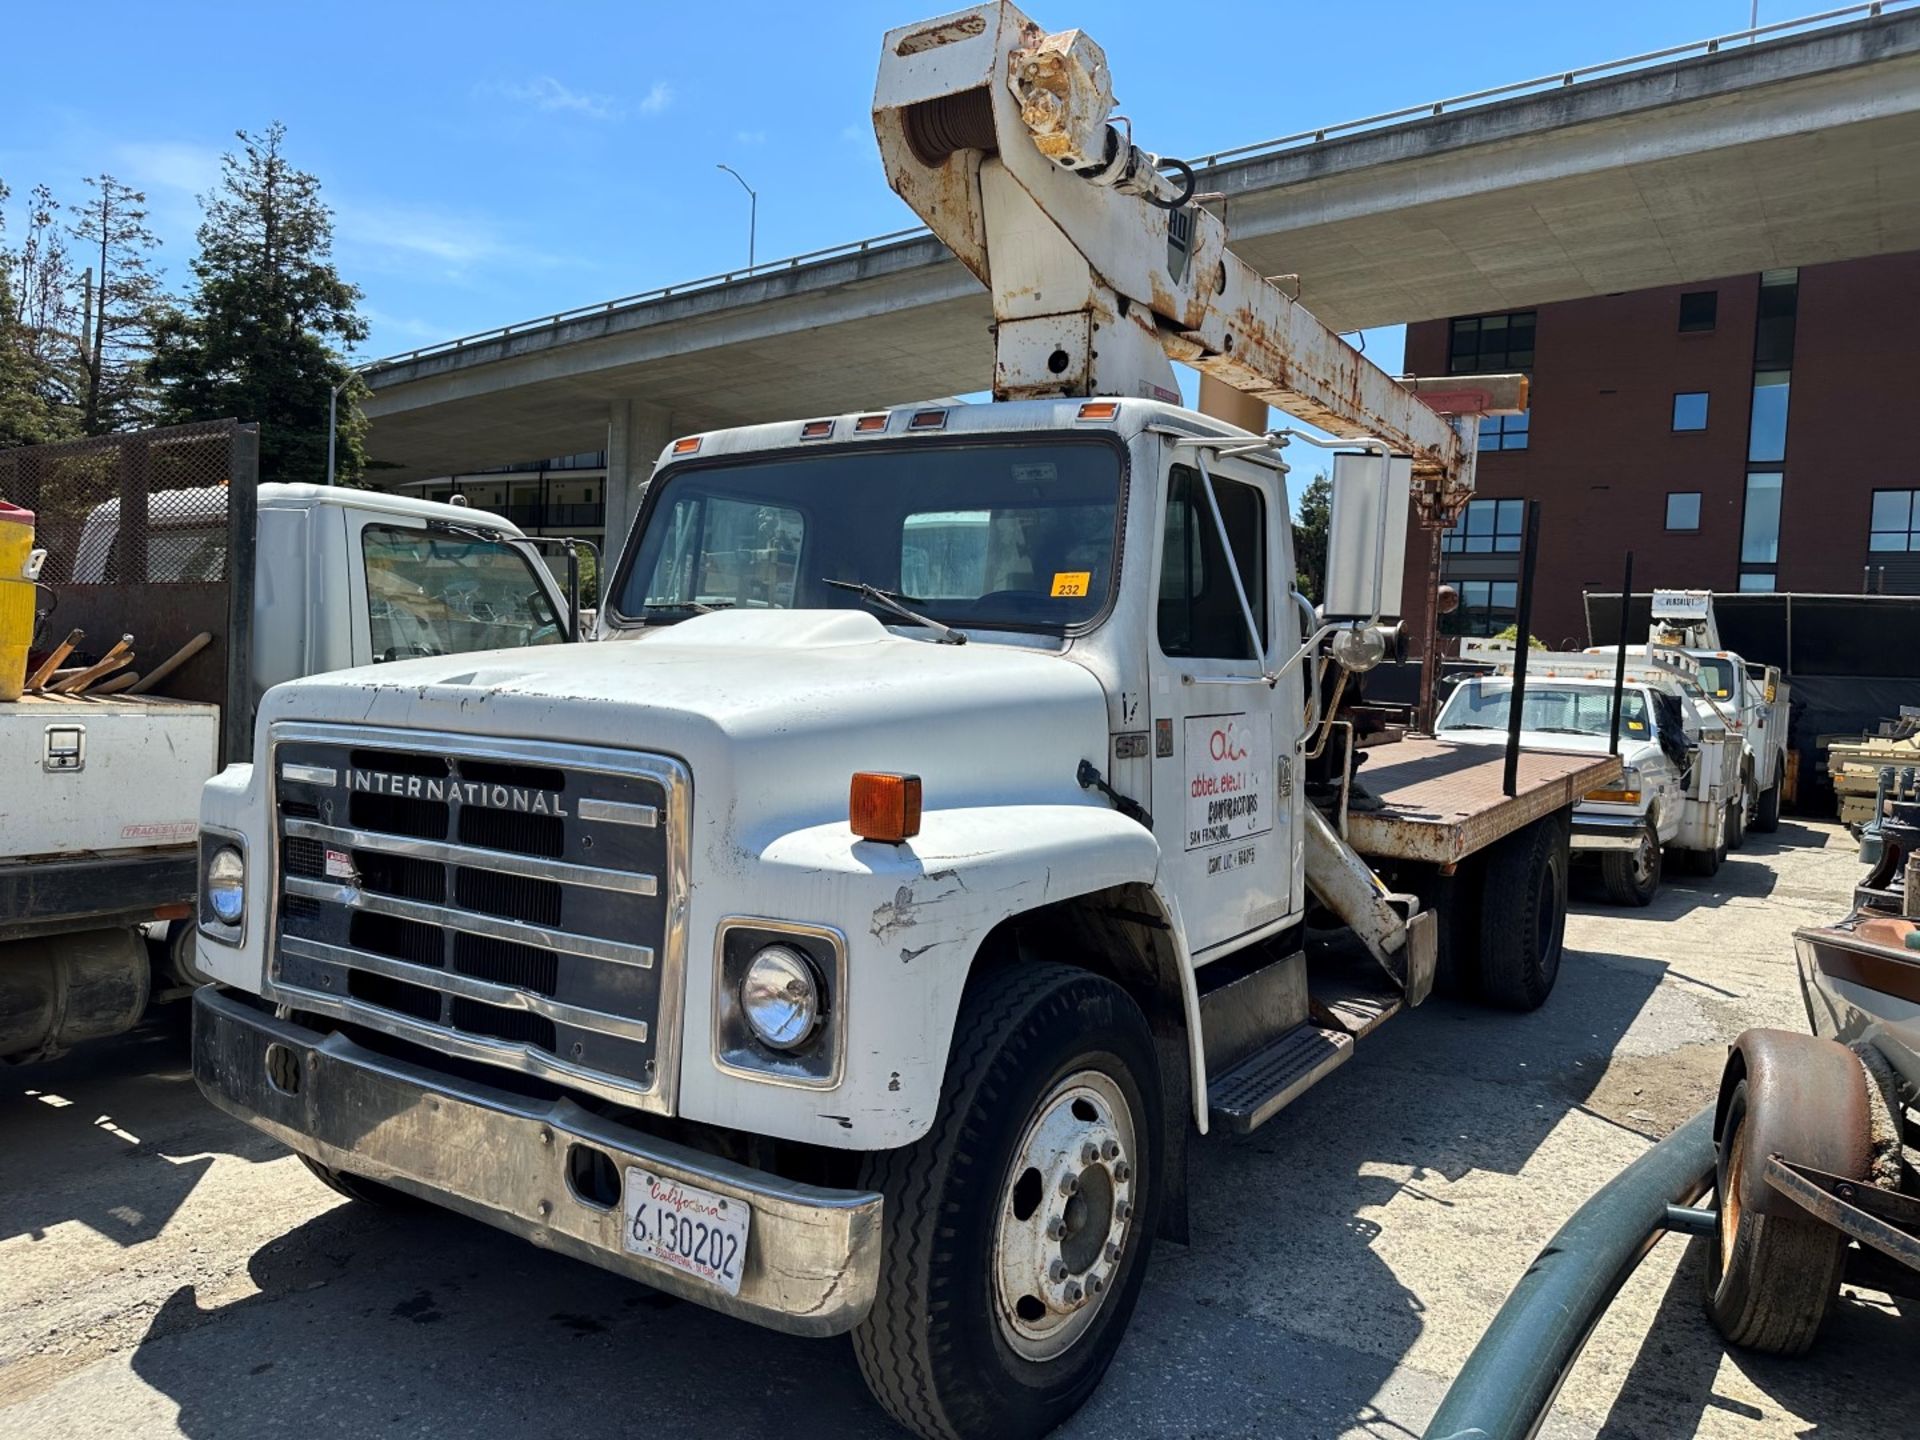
364,0,1912,377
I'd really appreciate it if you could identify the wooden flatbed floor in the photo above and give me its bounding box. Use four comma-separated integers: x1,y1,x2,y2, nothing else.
1344,736,1622,865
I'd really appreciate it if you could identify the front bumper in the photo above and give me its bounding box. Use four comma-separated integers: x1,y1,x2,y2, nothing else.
1570,809,1646,854
193,988,883,1337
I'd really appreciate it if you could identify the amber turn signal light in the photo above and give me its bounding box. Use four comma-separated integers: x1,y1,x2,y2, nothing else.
1584,788,1642,805
850,772,922,843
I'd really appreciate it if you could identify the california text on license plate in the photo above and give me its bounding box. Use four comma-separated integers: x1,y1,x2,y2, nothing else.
622,1168,751,1297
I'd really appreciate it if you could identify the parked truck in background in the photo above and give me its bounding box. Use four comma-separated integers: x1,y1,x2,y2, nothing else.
187,9,1624,1437
1,421,574,1062
1436,647,1742,905
1586,587,1790,839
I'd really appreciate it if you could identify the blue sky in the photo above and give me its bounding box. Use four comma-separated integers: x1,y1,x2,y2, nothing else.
4,0,1786,374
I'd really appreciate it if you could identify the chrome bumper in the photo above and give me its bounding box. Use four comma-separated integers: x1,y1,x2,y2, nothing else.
1570,809,1645,853
193,988,883,1337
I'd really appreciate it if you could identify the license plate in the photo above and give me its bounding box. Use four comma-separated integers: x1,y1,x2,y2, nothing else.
621,1168,750,1297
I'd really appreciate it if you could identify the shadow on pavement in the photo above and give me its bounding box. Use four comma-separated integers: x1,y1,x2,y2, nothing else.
2,1007,277,1249
124,940,1670,1439
1594,1238,1920,1438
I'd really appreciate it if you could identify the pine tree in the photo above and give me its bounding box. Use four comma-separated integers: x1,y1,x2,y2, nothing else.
69,175,163,434
151,124,368,484
0,179,83,446
1292,472,1332,604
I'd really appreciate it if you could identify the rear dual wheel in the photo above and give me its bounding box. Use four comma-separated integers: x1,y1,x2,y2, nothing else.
1477,815,1568,1011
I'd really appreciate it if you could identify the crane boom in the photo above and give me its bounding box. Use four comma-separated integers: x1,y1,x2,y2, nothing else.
874,3,1526,509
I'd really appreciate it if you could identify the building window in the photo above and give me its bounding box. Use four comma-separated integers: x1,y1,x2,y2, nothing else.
1738,572,1776,592
1678,291,1717,333
1748,370,1791,465
1755,269,1799,369
1441,498,1526,554
1444,580,1519,638
1672,392,1709,432
1451,312,1534,452
1741,471,1783,566
1871,490,1920,552
1666,492,1701,531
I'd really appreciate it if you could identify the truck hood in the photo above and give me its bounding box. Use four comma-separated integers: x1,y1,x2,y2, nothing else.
256,609,1114,854
1434,726,1663,772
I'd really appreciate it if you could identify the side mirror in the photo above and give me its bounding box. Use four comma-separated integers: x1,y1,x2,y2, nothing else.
1322,451,1412,624
1764,665,1781,704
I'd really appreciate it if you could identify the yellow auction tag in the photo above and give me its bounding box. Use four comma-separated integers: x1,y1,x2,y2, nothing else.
1628,720,1645,730
1051,571,1091,598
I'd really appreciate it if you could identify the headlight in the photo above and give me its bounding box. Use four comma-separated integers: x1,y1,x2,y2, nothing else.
739,944,821,1051
206,846,246,926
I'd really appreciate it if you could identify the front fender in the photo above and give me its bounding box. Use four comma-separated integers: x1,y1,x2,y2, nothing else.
673,804,1165,1150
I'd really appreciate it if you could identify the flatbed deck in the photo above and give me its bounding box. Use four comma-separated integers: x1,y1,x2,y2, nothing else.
1346,736,1622,865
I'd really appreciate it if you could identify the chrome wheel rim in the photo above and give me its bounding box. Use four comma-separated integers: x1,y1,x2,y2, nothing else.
1721,1115,1746,1272
992,1069,1137,1362
1633,832,1658,888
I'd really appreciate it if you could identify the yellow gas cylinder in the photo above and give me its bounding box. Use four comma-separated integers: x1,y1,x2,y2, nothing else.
0,501,40,702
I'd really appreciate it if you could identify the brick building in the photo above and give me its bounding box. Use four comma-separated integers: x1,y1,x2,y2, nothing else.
1398,250,1920,650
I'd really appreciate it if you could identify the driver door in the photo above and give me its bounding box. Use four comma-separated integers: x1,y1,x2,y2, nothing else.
1148,446,1299,960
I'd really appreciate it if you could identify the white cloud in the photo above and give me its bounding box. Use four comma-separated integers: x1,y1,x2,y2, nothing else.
501,75,620,121
639,81,674,116
333,197,576,280
735,129,767,146
113,140,224,197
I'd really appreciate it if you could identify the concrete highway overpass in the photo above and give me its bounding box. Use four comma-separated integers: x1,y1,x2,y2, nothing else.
361,4,1920,543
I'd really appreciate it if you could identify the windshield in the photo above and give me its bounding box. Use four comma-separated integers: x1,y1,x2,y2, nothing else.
613,440,1122,634
362,524,565,660
1694,656,1738,702
1438,680,1654,741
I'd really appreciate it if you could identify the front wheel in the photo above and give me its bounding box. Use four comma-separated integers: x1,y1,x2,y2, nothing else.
1600,822,1662,907
852,964,1162,1440
1705,1079,1846,1353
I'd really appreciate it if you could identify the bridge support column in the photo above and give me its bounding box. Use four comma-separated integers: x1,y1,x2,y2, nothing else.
605,398,674,570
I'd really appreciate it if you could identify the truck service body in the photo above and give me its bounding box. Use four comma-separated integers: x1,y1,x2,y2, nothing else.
191,8,1619,1436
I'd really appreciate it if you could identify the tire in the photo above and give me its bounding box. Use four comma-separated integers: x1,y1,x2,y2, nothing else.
1753,767,1783,834
297,1153,423,1209
852,964,1163,1440
1705,1079,1847,1353
1476,815,1568,1011
1600,822,1662,907
1730,776,1751,851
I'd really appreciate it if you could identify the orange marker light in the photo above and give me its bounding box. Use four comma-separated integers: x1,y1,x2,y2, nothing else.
672,436,702,455
850,772,922,843
908,409,947,431
854,414,889,432
800,419,835,439
1076,401,1119,421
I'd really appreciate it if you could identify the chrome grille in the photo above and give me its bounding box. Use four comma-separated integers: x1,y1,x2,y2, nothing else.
267,723,689,1112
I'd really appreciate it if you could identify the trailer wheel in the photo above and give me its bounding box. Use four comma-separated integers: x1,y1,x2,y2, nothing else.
853,964,1161,1440
1600,823,1662,907
1705,1078,1847,1354
1753,767,1783,834
296,1153,423,1209
1476,816,1568,1011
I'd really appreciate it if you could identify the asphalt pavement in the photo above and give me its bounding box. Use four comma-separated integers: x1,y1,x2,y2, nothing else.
3,818,1913,1438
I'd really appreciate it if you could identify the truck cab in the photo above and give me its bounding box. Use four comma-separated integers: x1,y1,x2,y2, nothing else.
2,458,573,1065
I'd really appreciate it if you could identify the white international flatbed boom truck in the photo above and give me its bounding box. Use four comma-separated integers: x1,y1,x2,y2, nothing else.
190,8,1619,1437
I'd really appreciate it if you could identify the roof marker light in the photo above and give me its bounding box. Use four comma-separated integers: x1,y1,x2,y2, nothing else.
1077,401,1120,421
672,437,702,455
855,414,889,432
907,409,947,431
800,420,835,439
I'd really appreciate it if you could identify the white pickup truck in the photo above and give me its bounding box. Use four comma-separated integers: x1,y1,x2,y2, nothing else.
1,457,573,1063
1435,649,1742,905
1584,588,1790,841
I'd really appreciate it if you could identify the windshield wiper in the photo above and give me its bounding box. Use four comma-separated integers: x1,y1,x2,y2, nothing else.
1532,725,1595,736
1446,722,1501,730
823,579,966,645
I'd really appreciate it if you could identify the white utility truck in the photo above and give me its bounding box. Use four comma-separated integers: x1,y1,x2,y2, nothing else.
1586,588,1790,839
1,452,573,1063
190,9,1618,1438
1437,646,1742,905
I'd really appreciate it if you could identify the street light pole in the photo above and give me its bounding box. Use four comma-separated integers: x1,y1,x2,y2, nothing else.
716,164,757,270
